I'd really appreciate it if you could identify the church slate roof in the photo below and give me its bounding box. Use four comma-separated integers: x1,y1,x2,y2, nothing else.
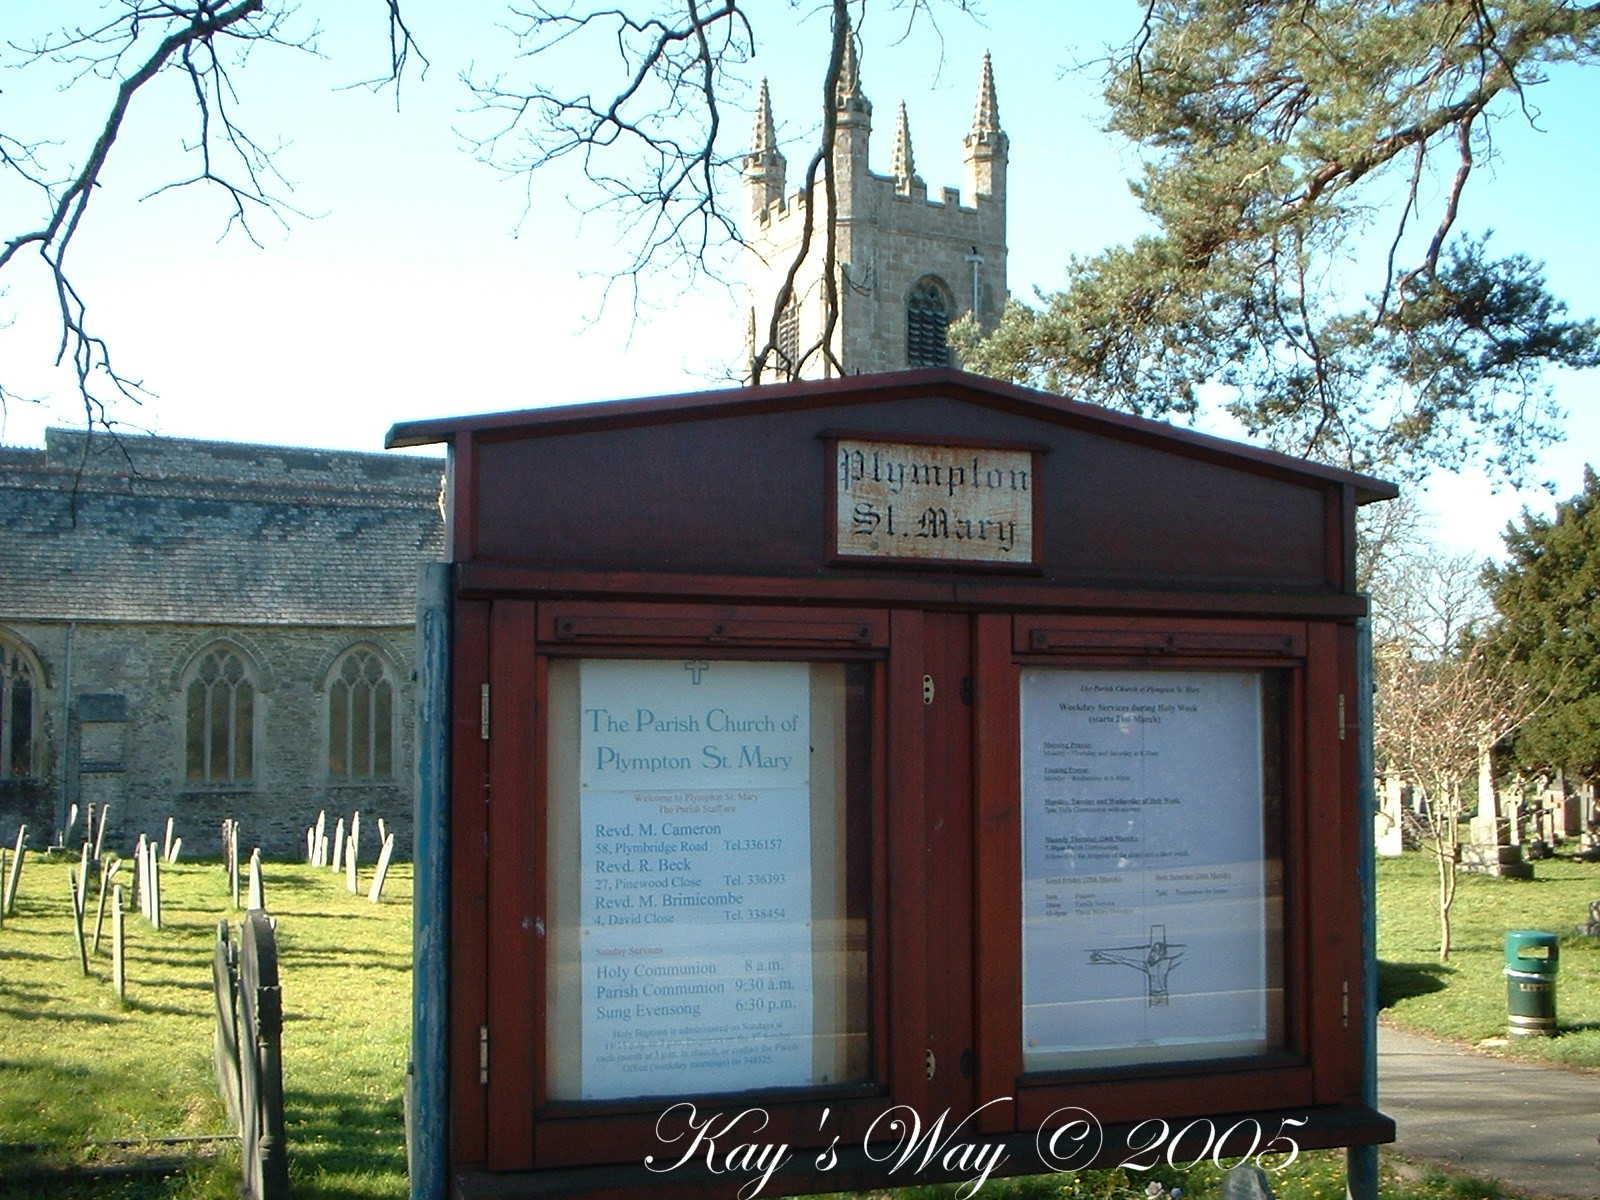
0,429,445,626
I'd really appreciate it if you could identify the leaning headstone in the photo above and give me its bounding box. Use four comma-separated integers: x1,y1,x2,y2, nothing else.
68,870,89,975
368,833,396,903
93,804,110,860
92,859,120,954
168,836,183,865
5,825,26,915
67,803,80,842
247,848,264,911
313,810,327,866
162,816,175,862
332,817,346,873
377,816,387,844
112,887,126,999
78,840,93,902
1222,1163,1276,1200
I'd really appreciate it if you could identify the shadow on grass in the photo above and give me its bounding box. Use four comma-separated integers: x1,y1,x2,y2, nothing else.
284,1086,406,1181
1378,959,1453,1009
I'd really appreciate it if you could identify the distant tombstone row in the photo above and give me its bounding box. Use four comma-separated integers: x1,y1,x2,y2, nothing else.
302,808,395,901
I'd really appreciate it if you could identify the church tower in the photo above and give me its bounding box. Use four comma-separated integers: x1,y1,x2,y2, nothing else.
742,42,1009,381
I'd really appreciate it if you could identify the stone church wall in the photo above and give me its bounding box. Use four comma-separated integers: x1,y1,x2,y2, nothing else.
0,619,418,861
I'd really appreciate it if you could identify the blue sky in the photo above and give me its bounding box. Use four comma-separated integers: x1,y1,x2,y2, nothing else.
2,2,1595,561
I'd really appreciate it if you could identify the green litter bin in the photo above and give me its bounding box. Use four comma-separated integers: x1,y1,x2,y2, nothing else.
1505,930,1559,1037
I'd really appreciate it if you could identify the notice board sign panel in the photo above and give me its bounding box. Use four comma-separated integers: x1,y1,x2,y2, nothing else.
573,659,815,1100
1019,667,1279,1071
832,437,1038,566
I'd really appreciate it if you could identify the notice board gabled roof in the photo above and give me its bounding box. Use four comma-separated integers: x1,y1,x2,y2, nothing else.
385,367,1398,505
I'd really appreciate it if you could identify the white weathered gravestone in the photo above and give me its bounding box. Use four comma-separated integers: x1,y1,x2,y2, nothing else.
67,803,80,842
377,816,387,844
162,816,175,861
332,817,346,873
134,834,148,919
168,837,182,865
368,833,396,903
93,804,110,860
78,841,93,903
248,848,264,911
305,825,316,864
313,810,328,866
111,886,126,999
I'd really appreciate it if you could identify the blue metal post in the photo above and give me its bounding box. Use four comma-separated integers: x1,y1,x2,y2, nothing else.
1347,615,1379,1200
411,563,451,1200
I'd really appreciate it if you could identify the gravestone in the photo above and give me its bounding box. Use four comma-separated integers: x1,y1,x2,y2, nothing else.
1222,1163,1277,1200
67,869,89,975
78,840,92,900
332,817,346,873
134,833,148,918
1463,751,1532,879
1577,900,1600,938
163,816,175,862
1375,777,1405,857
169,837,183,864
149,838,164,930
67,803,80,843
313,810,327,867
304,826,315,864
346,811,361,894
5,825,26,915
368,833,396,903
112,886,126,999
93,804,110,860
93,858,120,953
248,849,264,912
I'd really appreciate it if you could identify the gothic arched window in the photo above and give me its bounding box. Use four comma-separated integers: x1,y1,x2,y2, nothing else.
906,277,952,368
0,635,40,780
327,646,395,780
183,644,257,783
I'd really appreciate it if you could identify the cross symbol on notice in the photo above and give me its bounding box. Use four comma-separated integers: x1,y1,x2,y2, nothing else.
684,660,710,685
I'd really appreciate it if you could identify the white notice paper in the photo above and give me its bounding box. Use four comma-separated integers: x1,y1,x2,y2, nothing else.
577,660,814,1099
1020,668,1273,1068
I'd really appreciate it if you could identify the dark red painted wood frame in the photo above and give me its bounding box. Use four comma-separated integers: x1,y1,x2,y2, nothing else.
447,592,1387,1194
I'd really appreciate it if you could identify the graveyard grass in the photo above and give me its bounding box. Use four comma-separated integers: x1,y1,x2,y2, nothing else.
0,848,1590,1199
0,852,412,1198
1377,851,1600,1069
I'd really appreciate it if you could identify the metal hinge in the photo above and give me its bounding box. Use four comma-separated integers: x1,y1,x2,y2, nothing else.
1341,980,1350,1028
921,674,935,705
1337,693,1346,742
479,1024,490,1084
480,684,491,741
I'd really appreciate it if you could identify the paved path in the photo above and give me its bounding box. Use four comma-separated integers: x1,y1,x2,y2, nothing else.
1378,1024,1600,1199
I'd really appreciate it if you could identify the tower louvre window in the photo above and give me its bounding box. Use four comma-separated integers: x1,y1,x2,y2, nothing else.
906,278,951,368
777,300,800,375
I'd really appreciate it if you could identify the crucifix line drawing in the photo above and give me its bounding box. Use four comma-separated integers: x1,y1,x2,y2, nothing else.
1088,924,1186,1006
683,660,710,685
